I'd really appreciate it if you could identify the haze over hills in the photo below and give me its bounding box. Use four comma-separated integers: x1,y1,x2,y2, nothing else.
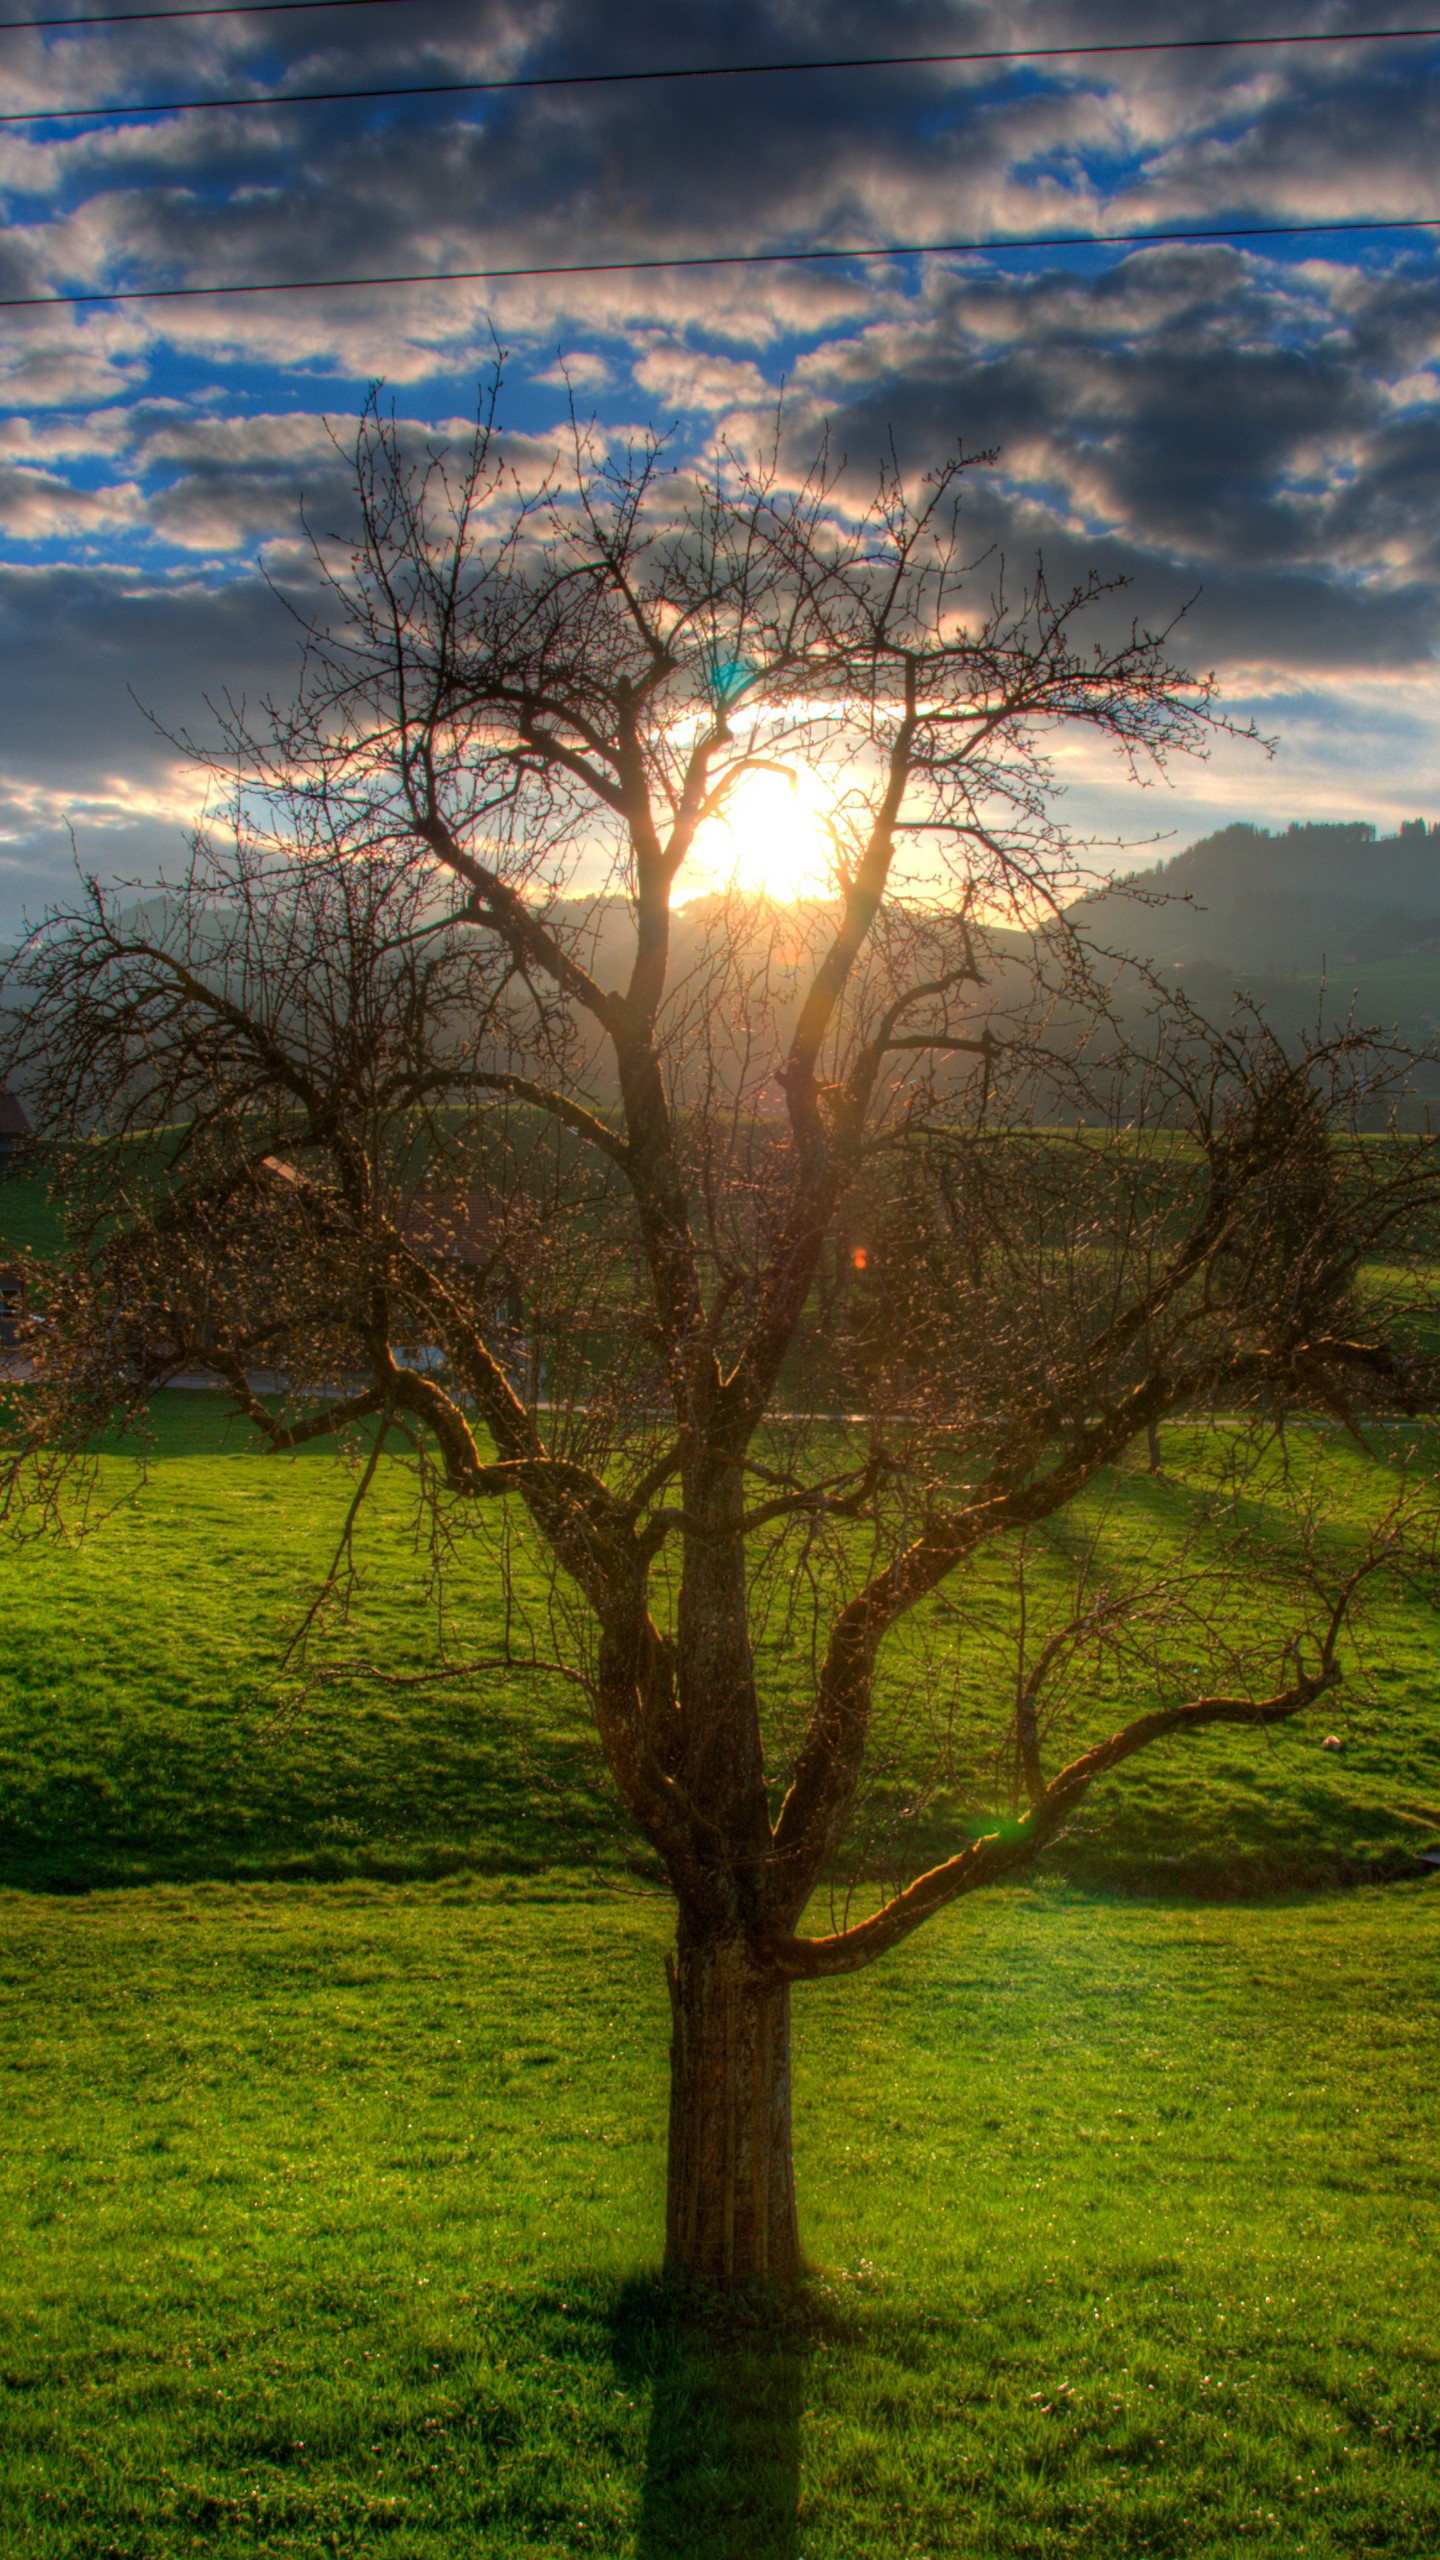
4,816,1438,970
1077,819,1440,977
4,821,1439,1114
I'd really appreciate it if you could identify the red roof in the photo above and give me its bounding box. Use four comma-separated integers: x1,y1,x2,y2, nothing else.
258,1161,505,1267
402,1191,503,1265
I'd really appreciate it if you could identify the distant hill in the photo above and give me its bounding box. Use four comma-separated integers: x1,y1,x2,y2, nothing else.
6,817,1438,983
1075,818,1440,977
5,822,1439,1098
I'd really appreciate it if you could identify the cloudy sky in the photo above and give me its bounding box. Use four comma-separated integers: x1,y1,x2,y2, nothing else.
0,0,1437,930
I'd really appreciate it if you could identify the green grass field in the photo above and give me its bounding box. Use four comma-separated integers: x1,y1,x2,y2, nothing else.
2,1396,1436,1900
3,1164,1440,2554
3,1880,1437,2557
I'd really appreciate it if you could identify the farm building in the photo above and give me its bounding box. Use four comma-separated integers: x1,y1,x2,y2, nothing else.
0,1089,30,1168
257,1160,529,1360
0,1264,26,1350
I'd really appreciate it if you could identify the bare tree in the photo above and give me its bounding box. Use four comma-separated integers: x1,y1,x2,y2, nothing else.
6,397,1437,2286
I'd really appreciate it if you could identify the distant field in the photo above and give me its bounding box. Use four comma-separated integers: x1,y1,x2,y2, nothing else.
4,1169,1440,2556
0,1167,62,1260
1180,953,1440,1039
5,1147,1437,1900
0,1394,1437,1898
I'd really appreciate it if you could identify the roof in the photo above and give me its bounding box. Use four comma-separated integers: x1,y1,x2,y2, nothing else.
402,1190,504,1265
0,1090,30,1140
256,1162,507,1269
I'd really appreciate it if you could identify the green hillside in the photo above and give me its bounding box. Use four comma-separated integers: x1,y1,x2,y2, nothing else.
1077,818,1440,1002
3,1256,1439,2557
1,1407,1435,1900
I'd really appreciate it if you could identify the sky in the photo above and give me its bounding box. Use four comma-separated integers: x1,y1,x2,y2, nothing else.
0,0,1437,931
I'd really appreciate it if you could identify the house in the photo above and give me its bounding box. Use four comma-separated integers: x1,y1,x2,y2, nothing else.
401,1190,526,1336
0,1089,30,1169
0,1264,26,1350
256,1160,528,1368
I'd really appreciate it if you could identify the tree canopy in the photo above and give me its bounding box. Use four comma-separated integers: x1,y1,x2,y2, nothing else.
6,392,1438,2284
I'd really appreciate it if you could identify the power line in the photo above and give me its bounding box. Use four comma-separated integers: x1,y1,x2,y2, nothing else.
0,0,405,28
3,216,1437,311
4,23,1440,126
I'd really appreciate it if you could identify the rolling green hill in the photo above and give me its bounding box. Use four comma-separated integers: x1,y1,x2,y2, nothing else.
1076,818,1440,1013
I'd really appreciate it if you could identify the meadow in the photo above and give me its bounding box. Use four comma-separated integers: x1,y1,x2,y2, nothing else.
2,1168,1439,2555
3,1875,1437,2557
2,1395,1435,1903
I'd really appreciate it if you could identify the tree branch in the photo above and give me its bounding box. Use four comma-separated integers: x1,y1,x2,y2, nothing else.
768,1623,1352,1980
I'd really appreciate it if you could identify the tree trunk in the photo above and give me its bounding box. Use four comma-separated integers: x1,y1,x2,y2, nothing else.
665,1933,800,2287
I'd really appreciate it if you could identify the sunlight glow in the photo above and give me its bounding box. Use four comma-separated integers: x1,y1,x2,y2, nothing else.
691,761,836,903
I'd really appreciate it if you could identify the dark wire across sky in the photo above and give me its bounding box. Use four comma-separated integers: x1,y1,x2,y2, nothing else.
3,13,1437,314
0,0,404,22
2,19,1440,122
2,1,1439,38
4,216,1439,312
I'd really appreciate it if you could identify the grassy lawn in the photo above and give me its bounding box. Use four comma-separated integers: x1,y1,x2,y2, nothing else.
2,1878,1437,2557
1,1398,1436,1897
0,1404,623,1895
3,1165,1439,2552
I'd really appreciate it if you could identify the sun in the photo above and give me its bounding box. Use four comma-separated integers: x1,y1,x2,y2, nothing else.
692,762,836,903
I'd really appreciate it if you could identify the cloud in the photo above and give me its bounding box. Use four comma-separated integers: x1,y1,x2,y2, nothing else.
0,406,141,463
533,350,613,390
131,410,356,551
1119,49,1440,229
0,405,356,554
771,244,1440,671
0,562,306,920
1047,665,1440,866
0,0,1437,924
0,464,141,539
0,299,149,410
632,344,774,412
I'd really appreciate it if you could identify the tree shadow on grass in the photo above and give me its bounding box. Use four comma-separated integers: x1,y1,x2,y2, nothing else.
609,2278,811,2560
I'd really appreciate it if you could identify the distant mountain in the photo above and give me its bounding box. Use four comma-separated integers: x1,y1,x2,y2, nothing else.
6,824,1438,1080
1075,818,1440,976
